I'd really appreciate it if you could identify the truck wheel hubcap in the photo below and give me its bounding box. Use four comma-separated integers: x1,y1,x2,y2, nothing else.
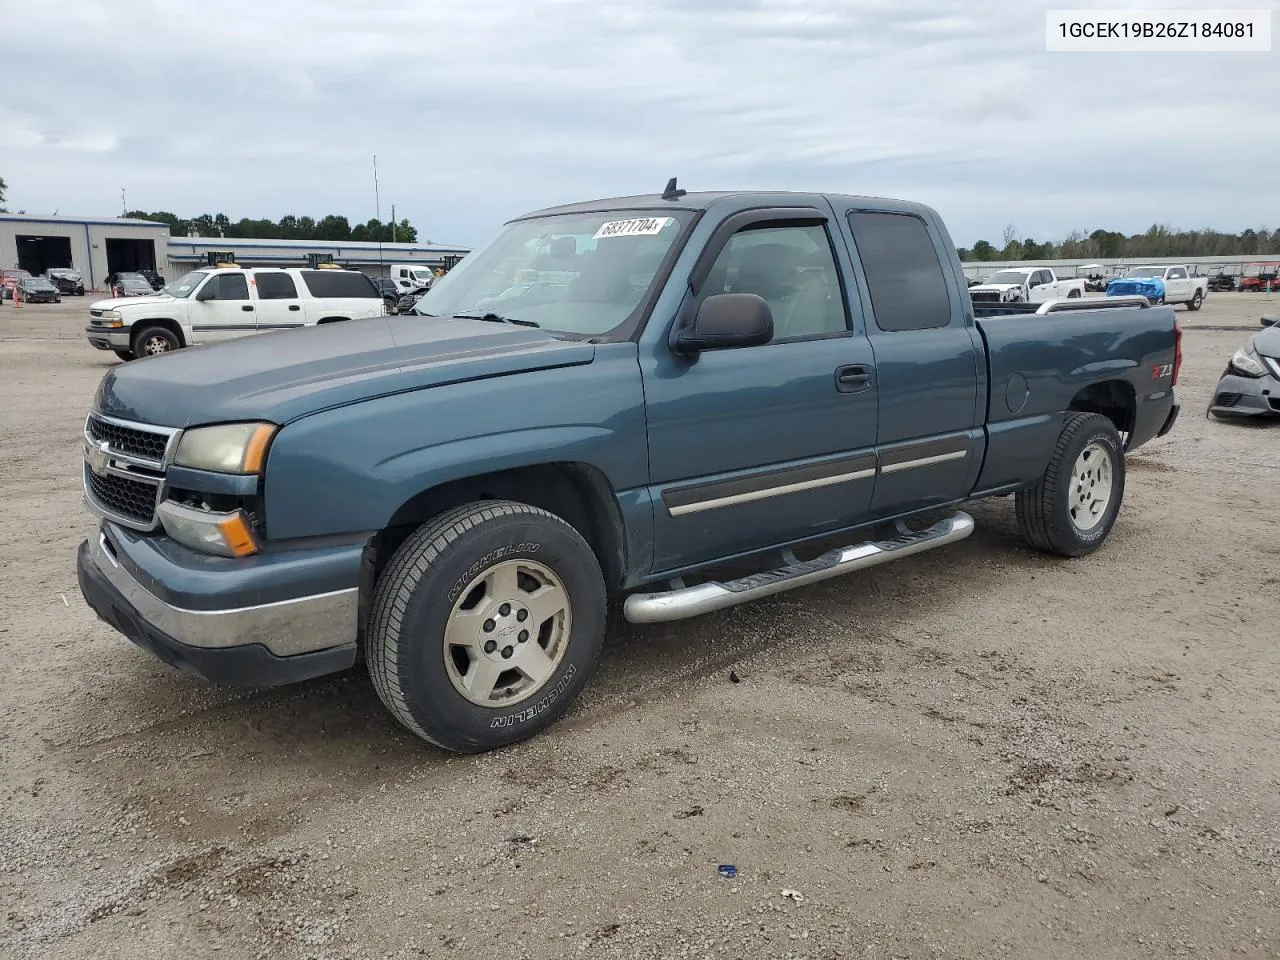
142,335,171,355
1069,442,1113,533
443,559,572,707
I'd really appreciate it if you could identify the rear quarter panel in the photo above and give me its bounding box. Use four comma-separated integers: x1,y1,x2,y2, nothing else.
974,305,1178,492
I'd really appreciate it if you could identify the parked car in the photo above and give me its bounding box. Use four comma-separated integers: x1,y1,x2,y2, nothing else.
389,263,438,291
1238,262,1280,293
137,269,166,291
1207,315,1280,418
84,266,386,360
1107,265,1207,310
74,186,1181,754
16,276,62,303
45,267,85,295
968,267,1087,304
370,277,401,313
105,272,157,298
397,284,431,315
1,267,32,300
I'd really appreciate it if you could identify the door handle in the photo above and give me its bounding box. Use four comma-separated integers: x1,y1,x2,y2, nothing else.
288,304,300,311
241,305,254,312
835,364,873,393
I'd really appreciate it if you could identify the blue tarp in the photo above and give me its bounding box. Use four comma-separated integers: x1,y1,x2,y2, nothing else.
1107,277,1165,300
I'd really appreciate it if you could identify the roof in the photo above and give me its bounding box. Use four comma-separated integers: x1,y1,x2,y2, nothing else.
0,213,170,229
514,189,930,221
166,236,469,253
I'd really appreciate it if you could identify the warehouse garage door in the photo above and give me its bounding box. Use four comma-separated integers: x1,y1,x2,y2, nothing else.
16,235,73,275
105,238,158,274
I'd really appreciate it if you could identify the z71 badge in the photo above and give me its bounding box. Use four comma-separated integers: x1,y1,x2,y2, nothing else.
1152,363,1174,379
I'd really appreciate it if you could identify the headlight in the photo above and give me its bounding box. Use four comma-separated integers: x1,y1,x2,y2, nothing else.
98,309,121,320
174,422,277,474
1229,344,1267,378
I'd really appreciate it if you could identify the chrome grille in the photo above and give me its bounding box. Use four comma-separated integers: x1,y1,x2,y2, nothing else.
82,413,181,530
86,467,159,525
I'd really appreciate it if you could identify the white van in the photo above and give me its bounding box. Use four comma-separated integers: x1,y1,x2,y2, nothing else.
84,267,386,360
389,263,436,291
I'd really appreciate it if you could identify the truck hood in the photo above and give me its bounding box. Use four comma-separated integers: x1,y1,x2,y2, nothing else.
90,293,177,311
93,315,597,428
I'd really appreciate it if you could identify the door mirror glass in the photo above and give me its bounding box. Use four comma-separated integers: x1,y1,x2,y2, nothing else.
674,293,773,353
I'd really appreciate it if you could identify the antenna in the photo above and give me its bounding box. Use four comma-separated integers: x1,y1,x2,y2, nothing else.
661,177,686,201
373,155,384,273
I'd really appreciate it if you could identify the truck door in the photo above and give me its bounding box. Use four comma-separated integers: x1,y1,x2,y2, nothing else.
187,272,258,344
835,208,983,519
250,271,305,331
1029,269,1056,302
1165,266,1189,301
641,208,879,574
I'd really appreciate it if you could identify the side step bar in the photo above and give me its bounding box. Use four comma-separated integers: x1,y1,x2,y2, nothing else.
623,511,975,625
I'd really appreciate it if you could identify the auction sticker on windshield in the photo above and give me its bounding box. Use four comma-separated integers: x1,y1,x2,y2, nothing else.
593,217,672,240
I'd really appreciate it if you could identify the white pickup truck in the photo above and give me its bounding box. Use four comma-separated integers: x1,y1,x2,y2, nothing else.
1113,265,1208,310
967,267,1087,305
84,267,386,360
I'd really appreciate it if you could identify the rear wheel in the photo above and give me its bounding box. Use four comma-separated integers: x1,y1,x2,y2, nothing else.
1187,290,1203,311
1067,288,1082,298
133,325,180,356
367,501,607,753
1016,413,1125,557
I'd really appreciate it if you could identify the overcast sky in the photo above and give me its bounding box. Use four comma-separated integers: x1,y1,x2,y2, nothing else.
2,0,1277,249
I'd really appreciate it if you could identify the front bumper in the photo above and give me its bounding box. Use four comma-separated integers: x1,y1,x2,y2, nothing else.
85,324,132,350
76,528,359,687
1209,370,1280,418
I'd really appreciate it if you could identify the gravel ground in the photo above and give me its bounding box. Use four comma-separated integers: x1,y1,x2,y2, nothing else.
1,293,1277,960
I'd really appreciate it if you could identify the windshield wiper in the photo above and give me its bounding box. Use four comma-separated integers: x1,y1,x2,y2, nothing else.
453,312,541,328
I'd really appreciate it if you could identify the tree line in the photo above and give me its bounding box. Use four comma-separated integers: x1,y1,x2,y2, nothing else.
959,223,1280,262
124,210,420,244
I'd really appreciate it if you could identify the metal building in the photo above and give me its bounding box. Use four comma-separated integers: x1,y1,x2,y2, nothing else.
0,214,170,291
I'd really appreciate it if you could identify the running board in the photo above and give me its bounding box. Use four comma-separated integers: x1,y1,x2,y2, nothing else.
623,511,975,624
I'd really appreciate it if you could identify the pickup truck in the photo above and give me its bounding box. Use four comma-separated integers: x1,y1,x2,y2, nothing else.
75,186,1182,754
1107,265,1207,310
84,266,386,360
968,267,1087,304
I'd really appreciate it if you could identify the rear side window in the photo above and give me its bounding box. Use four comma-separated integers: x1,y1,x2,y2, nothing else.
848,212,951,332
300,270,380,299
254,272,298,299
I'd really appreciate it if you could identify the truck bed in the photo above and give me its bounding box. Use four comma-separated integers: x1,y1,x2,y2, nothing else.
970,297,1179,494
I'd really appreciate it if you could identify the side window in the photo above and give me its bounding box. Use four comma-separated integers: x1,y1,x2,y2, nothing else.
1168,267,1186,279
254,272,298,300
700,223,847,343
848,212,951,332
1037,270,1053,285
203,273,249,301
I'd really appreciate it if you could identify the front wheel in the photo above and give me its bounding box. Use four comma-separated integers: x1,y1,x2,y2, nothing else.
133,325,180,356
366,501,607,753
1187,290,1203,311
1015,413,1125,557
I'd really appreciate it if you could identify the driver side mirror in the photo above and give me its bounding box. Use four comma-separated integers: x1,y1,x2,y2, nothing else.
673,293,773,354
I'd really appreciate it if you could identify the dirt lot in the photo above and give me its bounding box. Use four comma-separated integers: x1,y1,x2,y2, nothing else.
1,294,1278,960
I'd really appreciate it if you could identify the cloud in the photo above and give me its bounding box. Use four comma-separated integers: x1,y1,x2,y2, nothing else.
0,0,1275,247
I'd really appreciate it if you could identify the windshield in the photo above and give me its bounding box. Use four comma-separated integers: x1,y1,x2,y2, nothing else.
4,269,31,279
163,270,209,298
26,278,55,289
1128,267,1164,278
48,268,78,277
984,270,1030,284
410,269,433,283
412,210,692,336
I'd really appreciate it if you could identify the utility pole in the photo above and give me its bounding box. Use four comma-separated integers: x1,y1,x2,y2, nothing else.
120,187,127,216
391,203,396,243
372,155,384,272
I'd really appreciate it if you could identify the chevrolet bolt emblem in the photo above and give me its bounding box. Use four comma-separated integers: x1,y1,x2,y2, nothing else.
86,440,112,476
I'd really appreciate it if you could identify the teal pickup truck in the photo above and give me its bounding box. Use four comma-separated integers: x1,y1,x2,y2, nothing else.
77,183,1182,752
